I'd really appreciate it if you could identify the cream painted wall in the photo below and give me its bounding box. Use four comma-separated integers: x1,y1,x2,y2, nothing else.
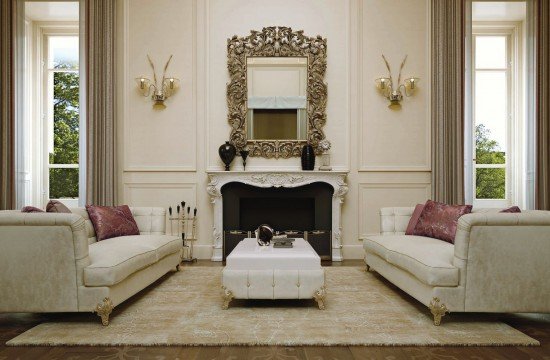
117,0,431,260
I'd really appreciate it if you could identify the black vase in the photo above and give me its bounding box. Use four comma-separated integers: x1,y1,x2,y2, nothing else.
301,144,315,171
219,141,236,171
240,149,250,170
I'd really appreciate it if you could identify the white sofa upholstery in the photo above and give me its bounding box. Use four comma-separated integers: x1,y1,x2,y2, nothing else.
0,207,181,325
362,207,550,325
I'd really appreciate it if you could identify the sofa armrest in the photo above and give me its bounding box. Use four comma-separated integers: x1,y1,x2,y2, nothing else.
0,213,89,259
379,207,415,235
454,211,550,260
453,211,550,312
0,213,90,312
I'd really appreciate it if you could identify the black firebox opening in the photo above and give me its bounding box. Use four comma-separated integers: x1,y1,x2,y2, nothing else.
222,182,333,232
239,197,315,230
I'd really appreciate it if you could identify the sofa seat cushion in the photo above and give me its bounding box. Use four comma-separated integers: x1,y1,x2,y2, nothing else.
131,235,182,260
84,235,181,287
363,235,459,286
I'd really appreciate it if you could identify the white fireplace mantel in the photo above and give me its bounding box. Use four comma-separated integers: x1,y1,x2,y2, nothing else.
206,170,349,261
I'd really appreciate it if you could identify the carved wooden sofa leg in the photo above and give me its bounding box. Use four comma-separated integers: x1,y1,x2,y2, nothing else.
429,297,448,326
365,264,371,272
95,297,114,326
221,286,234,310
313,286,327,310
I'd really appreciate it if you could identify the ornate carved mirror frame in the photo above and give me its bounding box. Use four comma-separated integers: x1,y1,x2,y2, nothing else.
227,26,328,158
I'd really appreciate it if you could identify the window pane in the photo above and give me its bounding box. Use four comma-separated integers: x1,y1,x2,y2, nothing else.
50,71,79,165
475,71,506,163
49,168,79,199
48,36,79,69
476,168,505,199
475,36,506,69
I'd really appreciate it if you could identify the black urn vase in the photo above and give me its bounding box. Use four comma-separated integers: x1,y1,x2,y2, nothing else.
218,141,236,171
301,144,315,171
256,224,274,246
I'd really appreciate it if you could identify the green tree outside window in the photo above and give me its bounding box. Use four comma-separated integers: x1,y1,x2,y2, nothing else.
49,64,79,199
475,124,506,199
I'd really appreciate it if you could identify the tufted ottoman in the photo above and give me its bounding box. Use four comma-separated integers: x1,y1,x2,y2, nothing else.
221,238,326,309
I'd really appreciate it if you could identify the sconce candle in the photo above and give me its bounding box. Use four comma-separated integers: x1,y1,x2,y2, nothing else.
135,55,180,109
375,55,419,108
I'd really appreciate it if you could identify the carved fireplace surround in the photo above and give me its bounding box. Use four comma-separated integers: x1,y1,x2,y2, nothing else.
207,171,349,261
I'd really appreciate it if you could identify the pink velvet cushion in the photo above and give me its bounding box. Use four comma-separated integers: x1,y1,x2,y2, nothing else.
405,204,425,235
21,206,44,213
412,200,473,244
86,205,140,241
500,206,521,213
46,200,71,213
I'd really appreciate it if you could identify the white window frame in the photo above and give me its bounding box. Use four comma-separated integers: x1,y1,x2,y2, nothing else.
33,23,81,208
471,22,524,208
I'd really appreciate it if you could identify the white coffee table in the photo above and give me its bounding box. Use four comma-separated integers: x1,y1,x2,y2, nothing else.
221,238,326,309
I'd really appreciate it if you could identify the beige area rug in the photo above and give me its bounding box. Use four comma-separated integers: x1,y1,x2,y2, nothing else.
7,267,539,346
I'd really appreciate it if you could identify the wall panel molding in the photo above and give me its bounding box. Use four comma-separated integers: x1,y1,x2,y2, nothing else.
122,0,198,172
358,181,431,237
123,182,197,202
357,0,431,172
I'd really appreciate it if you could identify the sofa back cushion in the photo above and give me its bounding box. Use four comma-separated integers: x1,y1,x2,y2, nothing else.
86,205,140,241
501,206,521,213
380,207,532,235
46,200,71,213
412,200,473,244
69,207,166,244
21,206,44,213
405,204,424,235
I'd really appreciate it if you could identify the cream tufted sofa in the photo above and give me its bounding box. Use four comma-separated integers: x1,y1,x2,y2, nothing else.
362,207,550,325
0,207,181,325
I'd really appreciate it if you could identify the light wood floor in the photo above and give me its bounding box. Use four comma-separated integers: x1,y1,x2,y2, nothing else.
1,260,549,360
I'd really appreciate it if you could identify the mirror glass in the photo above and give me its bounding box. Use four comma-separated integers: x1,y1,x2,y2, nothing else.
246,57,308,141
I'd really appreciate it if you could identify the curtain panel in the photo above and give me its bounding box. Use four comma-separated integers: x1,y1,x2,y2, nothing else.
86,0,117,206
0,0,16,210
536,0,550,210
431,0,466,205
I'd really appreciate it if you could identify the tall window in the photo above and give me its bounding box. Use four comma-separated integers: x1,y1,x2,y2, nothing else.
473,31,513,207
44,35,80,205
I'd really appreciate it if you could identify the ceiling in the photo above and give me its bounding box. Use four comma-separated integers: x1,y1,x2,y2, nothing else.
473,1,526,21
25,1,79,22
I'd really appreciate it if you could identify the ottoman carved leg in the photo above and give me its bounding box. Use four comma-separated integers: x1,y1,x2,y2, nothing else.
221,286,234,310
429,297,448,326
365,264,370,272
95,297,114,326
313,286,327,310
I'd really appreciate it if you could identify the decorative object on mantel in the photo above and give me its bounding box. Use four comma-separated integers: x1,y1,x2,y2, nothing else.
273,237,294,248
168,201,198,262
375,54,419,108
256,224,274,246
318,139,332,171
135,55,180,109
227,26,327,158
301,143,315,170
218,141,237,171
239,148,250,170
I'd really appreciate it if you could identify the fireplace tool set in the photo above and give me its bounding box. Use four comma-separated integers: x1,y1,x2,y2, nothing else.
168,201,198,263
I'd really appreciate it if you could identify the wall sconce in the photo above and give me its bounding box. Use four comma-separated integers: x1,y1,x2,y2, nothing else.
375,55,419,108
135,55,180,109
